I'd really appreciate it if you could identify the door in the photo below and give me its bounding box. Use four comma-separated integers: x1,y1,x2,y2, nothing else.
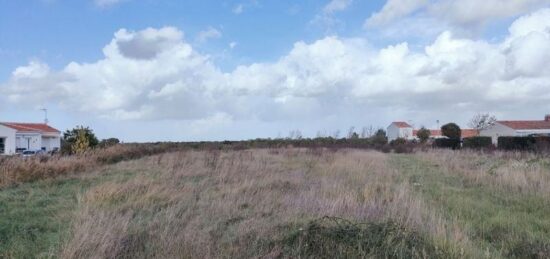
0,138,4,154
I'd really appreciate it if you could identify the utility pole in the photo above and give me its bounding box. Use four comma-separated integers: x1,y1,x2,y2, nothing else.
40,108,49,124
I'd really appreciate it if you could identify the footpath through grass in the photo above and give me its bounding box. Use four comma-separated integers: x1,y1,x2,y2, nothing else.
0,168,137,258
391,154,550,258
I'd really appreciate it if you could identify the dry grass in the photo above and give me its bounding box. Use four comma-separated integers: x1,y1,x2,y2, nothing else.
0,143,181,188
3,147,550,258
419,149,550,198
59,149,473,258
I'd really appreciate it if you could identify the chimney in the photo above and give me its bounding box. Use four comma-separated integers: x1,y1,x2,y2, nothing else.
546,114,550,122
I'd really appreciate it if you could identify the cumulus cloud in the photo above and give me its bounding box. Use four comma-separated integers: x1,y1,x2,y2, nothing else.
2,9,550,127
196,27,222,43
366,0,550,29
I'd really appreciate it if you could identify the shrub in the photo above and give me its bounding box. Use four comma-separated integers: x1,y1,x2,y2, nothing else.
498,136,550,151
390,138,407,146
463,137,493,149
370,129,388,146
441,123,461,139
416,127,431,143
433,138,461,150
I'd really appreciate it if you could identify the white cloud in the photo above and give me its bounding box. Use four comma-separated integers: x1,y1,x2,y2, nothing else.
366,0,550,29
3,8,550,128
94,0,126,8
232,4,244,14
196,27,222,43
323,0,353,14
366,0,427,26
229,42,238,49
312,0,353,33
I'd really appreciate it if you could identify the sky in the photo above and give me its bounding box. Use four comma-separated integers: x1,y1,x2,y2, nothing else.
1,0,550,141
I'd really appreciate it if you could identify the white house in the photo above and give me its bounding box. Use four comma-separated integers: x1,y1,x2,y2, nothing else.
480,115,550,145
387,122,414,141
0,122,61,155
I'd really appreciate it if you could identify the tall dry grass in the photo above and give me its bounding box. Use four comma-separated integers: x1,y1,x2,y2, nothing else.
60,148,475,258
0,143,183,188
419,149,550,198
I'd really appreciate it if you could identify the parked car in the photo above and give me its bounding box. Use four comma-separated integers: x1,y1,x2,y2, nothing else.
21,150,46,157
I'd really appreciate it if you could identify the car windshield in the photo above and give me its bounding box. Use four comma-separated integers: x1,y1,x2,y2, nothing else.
22,151,35,155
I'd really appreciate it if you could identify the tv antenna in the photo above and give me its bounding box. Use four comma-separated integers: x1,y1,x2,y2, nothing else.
40,108,49,124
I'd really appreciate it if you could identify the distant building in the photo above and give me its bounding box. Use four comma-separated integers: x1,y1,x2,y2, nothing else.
387,122,414,141
388,121,478,141
480,115,550,144
0,122,61,155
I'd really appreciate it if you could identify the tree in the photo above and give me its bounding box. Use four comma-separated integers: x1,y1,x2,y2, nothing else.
62,126,99,154
468,113,497,131
370,129,388,146
73,129,90,154
360,126,374,138
416,127,431,143
347,126,356,139
99,138,120,148
441,123,461,139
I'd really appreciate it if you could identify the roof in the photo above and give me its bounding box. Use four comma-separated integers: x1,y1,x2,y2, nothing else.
0,122,60,133
498,120,550,130
461,129,479,138
392,121,412,128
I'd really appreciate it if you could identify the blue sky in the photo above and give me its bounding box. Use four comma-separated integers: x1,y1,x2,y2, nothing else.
1,0,550,141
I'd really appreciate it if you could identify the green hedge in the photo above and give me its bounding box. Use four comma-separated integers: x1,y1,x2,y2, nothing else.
498,136,550,151
463,137,493,149
433,138,461,150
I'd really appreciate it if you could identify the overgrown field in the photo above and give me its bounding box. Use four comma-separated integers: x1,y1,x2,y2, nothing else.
1,148,549,258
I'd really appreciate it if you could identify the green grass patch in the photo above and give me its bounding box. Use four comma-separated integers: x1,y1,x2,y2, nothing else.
391,154,550,258
0,169,137,258
284,216,450,258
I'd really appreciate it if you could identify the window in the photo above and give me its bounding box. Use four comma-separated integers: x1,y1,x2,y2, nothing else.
0,138,4,154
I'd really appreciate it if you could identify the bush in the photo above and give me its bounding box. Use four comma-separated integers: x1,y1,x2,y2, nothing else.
498,136,550,151
416,127,431,143
390,138,414,153
390,138,407,146
433,138,461,150
441,123,461,139
463,137,493,149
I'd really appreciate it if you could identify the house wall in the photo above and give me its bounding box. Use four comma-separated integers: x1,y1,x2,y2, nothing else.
479,123,517,145
401,127,414,140
387,124,414,141
0,125,16,154
387,124,399,141
41,135,61,151
16,133,42,151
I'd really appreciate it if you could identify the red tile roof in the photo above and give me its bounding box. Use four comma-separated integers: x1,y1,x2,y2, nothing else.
392,121,412,128
498,120,550,130
0,122,60,133
461,129,480,138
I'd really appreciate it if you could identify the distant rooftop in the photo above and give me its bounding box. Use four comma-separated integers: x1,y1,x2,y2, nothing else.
0,122,60,133
392,121,412,128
